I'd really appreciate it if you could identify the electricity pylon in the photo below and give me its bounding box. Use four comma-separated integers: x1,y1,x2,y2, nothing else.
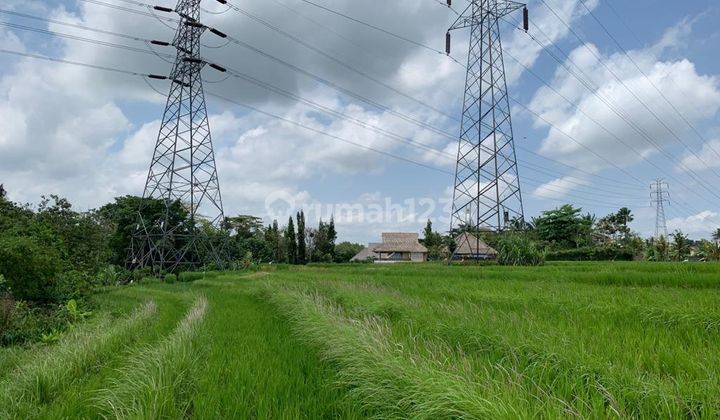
651,179,669,239
129,0,227,273
446,0,528,259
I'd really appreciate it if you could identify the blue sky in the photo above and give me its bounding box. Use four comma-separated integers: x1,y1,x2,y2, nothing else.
1,0,719,243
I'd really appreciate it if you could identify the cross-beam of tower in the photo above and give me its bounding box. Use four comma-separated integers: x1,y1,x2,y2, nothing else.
129,0,228,273
651,179,669,240
445,0,528,259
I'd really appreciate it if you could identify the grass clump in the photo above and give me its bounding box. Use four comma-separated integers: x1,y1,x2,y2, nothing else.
96,296,208,419
0,300,157,416
497,234,545,266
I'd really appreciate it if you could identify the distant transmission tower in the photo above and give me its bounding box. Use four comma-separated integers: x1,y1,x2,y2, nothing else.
445,0,528,258
129,0,228,273
650,179,669,239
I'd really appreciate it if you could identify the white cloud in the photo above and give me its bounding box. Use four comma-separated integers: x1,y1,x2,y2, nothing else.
667,211,720,240
529,19,720,173
680,139,720,172
532,175,589,199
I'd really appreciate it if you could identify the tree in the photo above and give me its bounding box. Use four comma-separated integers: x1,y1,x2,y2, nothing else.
98,196,189,267
532,205,594,248
671,230,692,261
699,240,720,261
286,217,297,264
334,242,364,263
0,236,63,302
596,207,634,242
222,215,264,239
327,216,337,259
297,211,307,265
264,220,285,263
422,220,447,261
713,228,720,245
0,184,5,199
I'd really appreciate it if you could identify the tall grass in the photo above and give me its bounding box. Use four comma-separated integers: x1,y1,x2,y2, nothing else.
3,262,719,417
0,301,157,417
95,296,208,419
257,264,720,417
257,284,572,418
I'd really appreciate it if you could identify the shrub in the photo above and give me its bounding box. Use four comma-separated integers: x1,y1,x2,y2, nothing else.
1,301,72,346
0,236,63,302
178,272,204,283
164,274,177,284
54,270,95,302
0,293,15,342
98,265,132,286
133,267,153,283
497,234,545,266
545,246,634,261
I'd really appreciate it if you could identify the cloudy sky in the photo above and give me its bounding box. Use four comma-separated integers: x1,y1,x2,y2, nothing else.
1,0,719,242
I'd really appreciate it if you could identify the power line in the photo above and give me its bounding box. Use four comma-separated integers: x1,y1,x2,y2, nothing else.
578,0,720,164
222,0,459,122
0,46,650,212
53,0,649,193
536,0,720,197
8,4,674,209
500,14,718,209
0,47,150,76
0,20,174,60
2,10,647,196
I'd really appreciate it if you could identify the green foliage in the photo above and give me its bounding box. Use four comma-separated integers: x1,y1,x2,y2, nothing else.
164,274,177,284
285,217,298,264
0,236,63,302
647,236,671,262
1,300,73,346
311,218,337,263
297,211,307,265
178,272,204,283
670,230,692,261
496,234,545,266
54,270,95,302
334,242,364,263
422,220,448,261
533,204,594,249
699,240,720,262
98,196,189,266
546,246,635,261
596,207,634,241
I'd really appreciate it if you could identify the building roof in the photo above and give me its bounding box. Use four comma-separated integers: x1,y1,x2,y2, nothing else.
454,233,497,256
350,243,381,261
372,233,428,253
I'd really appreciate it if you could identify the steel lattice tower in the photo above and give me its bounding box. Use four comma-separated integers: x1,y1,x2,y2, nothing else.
446,0,526,258
651,179,669,239
130,0,225,273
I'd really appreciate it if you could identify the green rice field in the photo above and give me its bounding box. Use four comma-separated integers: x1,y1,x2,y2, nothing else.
1,262,720,418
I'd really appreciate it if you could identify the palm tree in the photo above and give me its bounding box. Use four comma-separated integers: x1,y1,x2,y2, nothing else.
713,228,720,244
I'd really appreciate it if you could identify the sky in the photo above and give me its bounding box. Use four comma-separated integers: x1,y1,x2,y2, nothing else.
1,0,719,243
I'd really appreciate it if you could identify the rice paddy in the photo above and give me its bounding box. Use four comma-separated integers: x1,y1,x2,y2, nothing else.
1,262,719,418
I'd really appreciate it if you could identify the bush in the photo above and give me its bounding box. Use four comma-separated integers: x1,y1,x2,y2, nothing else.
0,236,64,302
164,274,177,284
133,267,153,283
178,272,204,283
497,234,545,266
54,270,95,302
0,293,15,342
1,300,72,346
545,246,634,261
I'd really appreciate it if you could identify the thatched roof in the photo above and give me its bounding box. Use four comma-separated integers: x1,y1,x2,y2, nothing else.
351,243,381,261
454,233,497,256
373,233,428,253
